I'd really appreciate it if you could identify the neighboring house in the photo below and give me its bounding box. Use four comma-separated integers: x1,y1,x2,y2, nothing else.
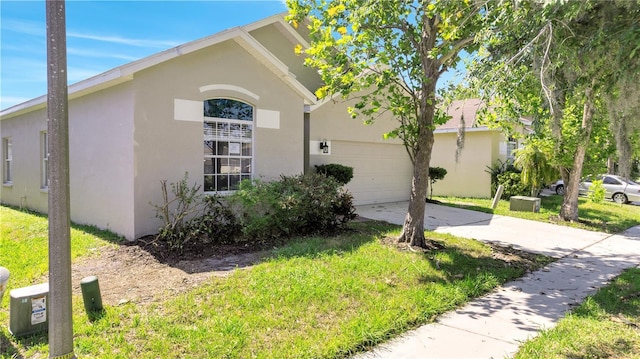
430,98,524,198
0,13,409,240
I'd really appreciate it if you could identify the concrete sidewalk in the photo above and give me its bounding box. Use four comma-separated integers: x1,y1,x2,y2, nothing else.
353,202,640,359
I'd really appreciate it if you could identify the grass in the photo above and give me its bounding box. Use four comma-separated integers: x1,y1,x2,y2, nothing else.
514,268,640,358
0,205,551,358
433,194,640,233
0,206,122,290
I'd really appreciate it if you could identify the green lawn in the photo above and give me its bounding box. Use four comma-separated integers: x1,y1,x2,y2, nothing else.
0,205,550,358
514,268,640,358
433,194,640,233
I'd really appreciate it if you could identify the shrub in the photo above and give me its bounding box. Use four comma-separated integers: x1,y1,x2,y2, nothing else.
497,171,529,199
486,159,521,197
150,173,203,251
315,163,354,185
187,195,240,244
428,167,448,200
228,173,356,242
588,179,606,203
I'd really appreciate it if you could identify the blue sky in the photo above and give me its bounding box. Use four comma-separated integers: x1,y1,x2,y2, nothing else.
0,0,288,110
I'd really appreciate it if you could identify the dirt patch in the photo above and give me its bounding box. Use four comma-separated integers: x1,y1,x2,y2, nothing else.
71,241,268,306
69,218,546,307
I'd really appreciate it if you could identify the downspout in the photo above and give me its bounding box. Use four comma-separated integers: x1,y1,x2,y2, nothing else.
303,105,310,175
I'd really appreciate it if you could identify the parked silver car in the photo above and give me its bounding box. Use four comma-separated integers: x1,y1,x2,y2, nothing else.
550,179,565,195
579,174,640,204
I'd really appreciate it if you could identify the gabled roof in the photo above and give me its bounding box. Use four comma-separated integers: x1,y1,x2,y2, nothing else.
1,13,317,120
437,98,533,134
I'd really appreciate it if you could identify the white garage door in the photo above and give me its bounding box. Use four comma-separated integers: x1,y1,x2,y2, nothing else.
315,140,413,205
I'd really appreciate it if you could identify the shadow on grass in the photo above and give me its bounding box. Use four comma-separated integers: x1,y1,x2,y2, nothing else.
2,204,125,245
417,242,552,288
564,338,636,359
86,308,107,322
265,220,398,261
0,329,47,359
573,268,640,319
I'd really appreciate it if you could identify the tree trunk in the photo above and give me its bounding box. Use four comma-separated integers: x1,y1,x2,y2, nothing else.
560,87,595,221
398,87,436,248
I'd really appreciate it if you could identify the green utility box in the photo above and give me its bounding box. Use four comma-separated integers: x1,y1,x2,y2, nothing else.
509,196,541,213
80,275,103,313
9,283,49,337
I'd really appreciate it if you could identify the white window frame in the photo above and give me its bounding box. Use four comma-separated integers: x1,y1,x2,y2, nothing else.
506,136,517,162
203,100,254,194
41,131,49,189
3,137,12,184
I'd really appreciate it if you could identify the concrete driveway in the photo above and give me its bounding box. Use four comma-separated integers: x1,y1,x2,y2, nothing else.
355,201,612,258
353,201,640,359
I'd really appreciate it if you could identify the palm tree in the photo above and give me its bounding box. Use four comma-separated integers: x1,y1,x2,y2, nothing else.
514,138,558,197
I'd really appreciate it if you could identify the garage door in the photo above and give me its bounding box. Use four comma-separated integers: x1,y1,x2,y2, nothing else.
313,140,413,205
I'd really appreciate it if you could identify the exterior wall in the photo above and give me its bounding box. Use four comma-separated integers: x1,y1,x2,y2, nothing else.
430,130,501,198
68,83,135,237
1,107,49,213
0,83,136,237
131,39,306,238
315,140,412,204
249,24,323,94
310,97,412,204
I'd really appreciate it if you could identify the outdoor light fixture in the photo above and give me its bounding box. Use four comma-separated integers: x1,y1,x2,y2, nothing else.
319,139,329,153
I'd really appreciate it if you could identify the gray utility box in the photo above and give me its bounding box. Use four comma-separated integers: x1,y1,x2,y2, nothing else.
509,196,541,213
9,283,49,337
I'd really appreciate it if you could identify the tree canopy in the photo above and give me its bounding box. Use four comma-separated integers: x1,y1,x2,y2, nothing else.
468,0,640,220
287,0,512,248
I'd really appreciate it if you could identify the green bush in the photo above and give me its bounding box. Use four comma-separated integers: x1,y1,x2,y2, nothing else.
588,179,606,203
428,167,448,200
187,195,240,244
486,159,521,197
315,163,354,185
497,171,529,199
152,172,357,253
228,173,356,242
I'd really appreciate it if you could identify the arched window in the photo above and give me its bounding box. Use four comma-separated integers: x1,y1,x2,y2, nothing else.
203,99,253,192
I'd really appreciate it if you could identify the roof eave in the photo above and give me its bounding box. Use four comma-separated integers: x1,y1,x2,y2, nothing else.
2,14,319,118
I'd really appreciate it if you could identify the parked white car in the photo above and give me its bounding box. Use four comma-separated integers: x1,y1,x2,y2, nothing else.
579,174,640,204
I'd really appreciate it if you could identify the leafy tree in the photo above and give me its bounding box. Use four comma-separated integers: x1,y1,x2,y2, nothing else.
468,0,640,221
287,0,510,248
604,72,640,179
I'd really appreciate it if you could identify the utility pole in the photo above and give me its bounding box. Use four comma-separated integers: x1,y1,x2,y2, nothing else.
46,0,75,358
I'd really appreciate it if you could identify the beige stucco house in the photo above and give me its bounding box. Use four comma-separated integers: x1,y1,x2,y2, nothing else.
431,98,524,198
0,14,518,240
0,14,411,240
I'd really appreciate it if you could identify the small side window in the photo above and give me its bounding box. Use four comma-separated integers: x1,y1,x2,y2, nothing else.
2,137,12,184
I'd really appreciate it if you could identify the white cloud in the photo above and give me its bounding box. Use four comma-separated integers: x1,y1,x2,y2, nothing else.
67,47,140,61
67,32,182,49
0,19,45,37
